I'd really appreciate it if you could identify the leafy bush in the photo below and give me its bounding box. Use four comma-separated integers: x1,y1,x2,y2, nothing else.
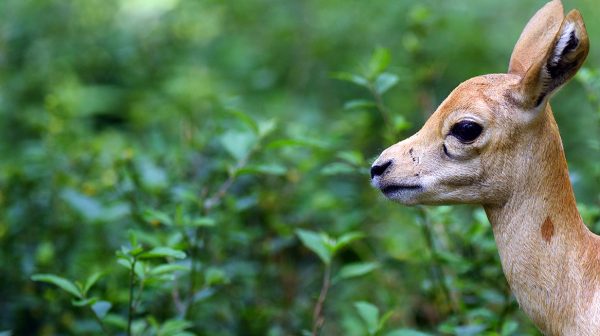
0,0,598,335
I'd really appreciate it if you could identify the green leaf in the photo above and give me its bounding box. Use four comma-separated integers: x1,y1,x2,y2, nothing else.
205,267,229,286
337,150,365,166
451,325,486,335
354,301,380,335
128,230,139,248
142,209,173,226
336,262,379,280
237,164,287,176
91,301,112,319
320,232,338,253
31,274,82,298
220,130,257,161
368,47,391,79
60,189,103,222
501,320,519,336
117,256,133,270
228,109,259,134
393,115,411,132
133,260,146,279
157,319,193,336
577,67,594,83
120,242,144,257
189,217,216,227
258,118,277,137
266,138,326,150
130,246,144,256
378,311,394,332
149,264,190,276
331,72,370,88
334,231,365,252
139,247,186,260
343,99,376,110
72,297,98,307
402,33,420,53
386,329,432,336
409,5,432,24
83,272,103,296
374,73,399,95
138,159,168,190
296,229,332,265
103,313,127,329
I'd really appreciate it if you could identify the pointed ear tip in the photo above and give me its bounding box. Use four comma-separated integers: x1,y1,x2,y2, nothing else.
564,9,589,41
565,9,585,24
546,0,564,13
566,9,582,18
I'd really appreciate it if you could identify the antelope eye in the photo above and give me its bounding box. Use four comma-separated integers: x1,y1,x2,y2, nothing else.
450,120,483,143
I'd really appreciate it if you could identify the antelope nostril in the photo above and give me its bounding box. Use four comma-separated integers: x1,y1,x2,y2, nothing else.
370,160,392,179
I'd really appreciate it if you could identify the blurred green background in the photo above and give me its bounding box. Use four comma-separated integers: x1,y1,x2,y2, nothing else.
1,0,599,335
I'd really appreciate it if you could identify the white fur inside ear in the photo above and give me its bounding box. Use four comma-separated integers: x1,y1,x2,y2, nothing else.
551,22,576,66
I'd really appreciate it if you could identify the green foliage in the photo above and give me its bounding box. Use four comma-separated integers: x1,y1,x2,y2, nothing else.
31,274,84,299
335,262,380,283
354,301,389,335
297,229,364,265
1,0,599,335
297,229,334,265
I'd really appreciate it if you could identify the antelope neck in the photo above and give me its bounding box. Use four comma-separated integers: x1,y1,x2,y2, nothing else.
483,107,591,332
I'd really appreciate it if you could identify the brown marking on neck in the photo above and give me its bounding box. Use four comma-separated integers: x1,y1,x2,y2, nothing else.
541,216,554,243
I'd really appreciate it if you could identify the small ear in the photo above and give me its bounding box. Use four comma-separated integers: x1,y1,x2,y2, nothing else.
509,0,564,76
518,9,589,109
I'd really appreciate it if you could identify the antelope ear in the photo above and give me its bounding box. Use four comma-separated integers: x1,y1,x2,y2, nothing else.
517,9,589,109
509,0,564,76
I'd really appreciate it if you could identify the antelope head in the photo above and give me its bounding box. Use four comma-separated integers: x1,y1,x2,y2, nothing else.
371,0,589,207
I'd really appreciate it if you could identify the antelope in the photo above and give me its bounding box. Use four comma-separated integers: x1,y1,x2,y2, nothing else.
370,1,598,334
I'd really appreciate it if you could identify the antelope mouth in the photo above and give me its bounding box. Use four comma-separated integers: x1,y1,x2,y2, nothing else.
381,184,422,196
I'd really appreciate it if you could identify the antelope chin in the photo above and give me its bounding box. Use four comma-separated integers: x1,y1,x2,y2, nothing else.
372,178,424,204
382,185,423,204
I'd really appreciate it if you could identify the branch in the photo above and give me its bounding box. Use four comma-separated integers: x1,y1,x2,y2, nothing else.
184,145,259,318
417,207,461,317
132,278,145,313
127,258,137,336
203,153,251,212
172,275,185,316
89,306,110,335
311,263,331,336
369,86,393,132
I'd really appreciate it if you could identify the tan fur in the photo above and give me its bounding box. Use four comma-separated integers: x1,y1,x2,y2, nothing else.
371,1,598,334
509,0,564,76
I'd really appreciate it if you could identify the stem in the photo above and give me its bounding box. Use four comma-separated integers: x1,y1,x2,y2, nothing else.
185,228,204,319
122,160,145,226
89,306,110,335
369,86,393,133
311,263,331,336
203,153,251,212
184,148,258,318
417,207,460,316
127,257,137,336
133,278,145,310
172,275,185,316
